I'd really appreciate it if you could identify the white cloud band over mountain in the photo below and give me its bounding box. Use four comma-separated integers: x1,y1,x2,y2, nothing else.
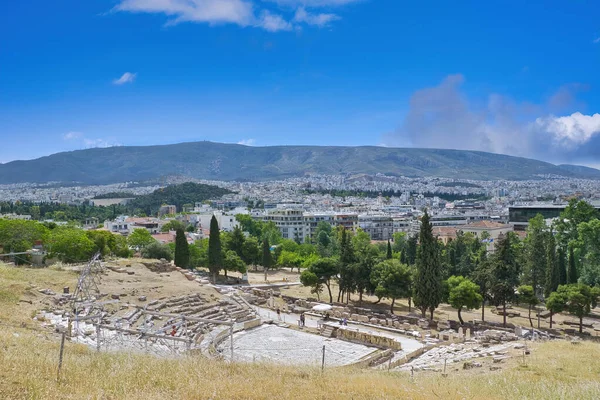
384,74,600,165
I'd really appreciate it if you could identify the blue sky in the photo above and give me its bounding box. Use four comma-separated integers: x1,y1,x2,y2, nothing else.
1,0,600,166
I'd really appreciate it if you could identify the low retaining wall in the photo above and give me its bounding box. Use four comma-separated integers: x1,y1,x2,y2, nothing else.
334,325,402,351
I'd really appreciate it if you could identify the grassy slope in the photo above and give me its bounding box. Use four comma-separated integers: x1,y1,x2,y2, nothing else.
1,264,600,400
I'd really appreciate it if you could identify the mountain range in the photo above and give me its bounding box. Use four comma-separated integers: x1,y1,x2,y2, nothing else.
0,141,598,184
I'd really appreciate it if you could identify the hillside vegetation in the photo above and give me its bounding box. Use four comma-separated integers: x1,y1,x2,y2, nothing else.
127,182,232,215
0,182,231,221
0,141,598,184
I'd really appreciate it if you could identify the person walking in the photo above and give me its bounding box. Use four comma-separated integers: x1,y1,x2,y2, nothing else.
300,313,305,327
276,308,281,321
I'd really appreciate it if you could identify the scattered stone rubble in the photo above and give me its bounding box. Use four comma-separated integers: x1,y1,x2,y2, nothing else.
142,259,176,273
397,341,518,372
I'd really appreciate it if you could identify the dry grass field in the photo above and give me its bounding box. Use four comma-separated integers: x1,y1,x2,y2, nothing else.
1,263,600,400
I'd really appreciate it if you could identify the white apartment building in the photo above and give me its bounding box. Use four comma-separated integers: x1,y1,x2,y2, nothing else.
358,215,394,241
262,209,305,241
256,210,359,242
197,211,240,233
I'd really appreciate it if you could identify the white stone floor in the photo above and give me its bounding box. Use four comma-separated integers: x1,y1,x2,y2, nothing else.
255,307,424,361
216,324,378,367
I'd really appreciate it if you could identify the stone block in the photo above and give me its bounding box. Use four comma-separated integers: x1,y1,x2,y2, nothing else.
358,315,370,323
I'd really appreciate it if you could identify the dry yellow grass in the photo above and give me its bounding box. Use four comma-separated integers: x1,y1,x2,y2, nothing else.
2,264,600,399
1,330,600,400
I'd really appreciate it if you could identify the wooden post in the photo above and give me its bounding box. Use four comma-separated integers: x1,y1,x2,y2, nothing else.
96,323,101,352
57,332,66,381
321,345,325,372
230,325,234,362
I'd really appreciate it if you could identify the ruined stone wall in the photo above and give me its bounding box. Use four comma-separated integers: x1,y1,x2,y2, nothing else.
335,326,402,351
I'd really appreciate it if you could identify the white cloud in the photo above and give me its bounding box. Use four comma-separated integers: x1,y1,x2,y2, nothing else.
237,139,256,146
113,0,357,31
293,7,339,27
384,75,600,163
536,112,600,148
268,0,361,6
113,72,137,85
84,138,122,148
62,131,83,140
115,0,269,28
258,10,292,31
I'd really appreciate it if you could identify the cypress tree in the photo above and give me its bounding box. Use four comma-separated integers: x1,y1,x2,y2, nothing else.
413,209,442,319
568,246,578,284
386,239,393,259
174,228,190,269
262,237,273,281
489,233,520,327
208,215,222,282
544,233,559,297
557,247,567,285
230,226,245,259
338,228,355,302
407,235,418,265
523,215,548,293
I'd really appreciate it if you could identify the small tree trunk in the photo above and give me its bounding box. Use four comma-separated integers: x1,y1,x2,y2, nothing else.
264,268,267,282
326,283,333,304
373,297,382,304
346,291,350,304
458,306,464,325
549,312,553,329
337,288,343,303
481,299,485,322
580,316,583,333
503,300,507,328
421,307,426,318
528,305,533,327
429,307,434,320
408,297,412,313
224,268,228,278
390,298,395,314
359,290,363,305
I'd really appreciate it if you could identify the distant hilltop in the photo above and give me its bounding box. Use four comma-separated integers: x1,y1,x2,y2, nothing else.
0,141,598,184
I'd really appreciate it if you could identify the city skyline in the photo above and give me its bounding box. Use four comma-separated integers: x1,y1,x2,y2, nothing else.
1,1,600,166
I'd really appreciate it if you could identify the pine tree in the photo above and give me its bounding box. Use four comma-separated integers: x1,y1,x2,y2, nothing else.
413,210,442,319
386,239,393,259
262,237,273,281
568,246,578,284
174,228,190,269
208,215,222,282
544,233,559,297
